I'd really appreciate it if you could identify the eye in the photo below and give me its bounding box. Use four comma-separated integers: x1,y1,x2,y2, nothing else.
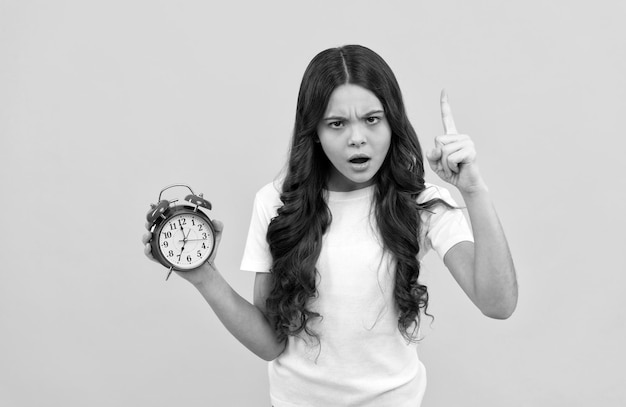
329,121,344,129
366,116,381,125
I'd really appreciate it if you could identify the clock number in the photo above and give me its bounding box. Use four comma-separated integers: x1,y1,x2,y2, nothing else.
162,241,169,248
198,224,203,231
163,231,172,239
167,250,174,257
169,223,177,231
202,233,208,239
186,255,192,262
197,250,202,258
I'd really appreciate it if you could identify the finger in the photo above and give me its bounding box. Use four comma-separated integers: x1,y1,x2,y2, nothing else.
449,140,476,162
435,136,451,177
446,151,462,173
439,142,452,178
439,140,470,176
448,150,473,173
433,134,467,176
440,89,458,135
426,146,442,166
444,140,476,173
435,134,474,171
211,219,224,233
436,133,469,145
434,137,455,178
142,232,152,245
211,219,224,247
426,147,443,174
144,243,158,263
438,138,475,157
447,148,475,172
208,219,224,263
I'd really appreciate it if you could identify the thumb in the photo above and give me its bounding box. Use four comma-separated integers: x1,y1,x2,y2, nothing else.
209,219,224,262
426,147,442,165
426,146,444,174
211,219,224,236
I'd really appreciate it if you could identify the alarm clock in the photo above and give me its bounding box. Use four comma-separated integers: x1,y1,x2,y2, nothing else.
146,184,216,280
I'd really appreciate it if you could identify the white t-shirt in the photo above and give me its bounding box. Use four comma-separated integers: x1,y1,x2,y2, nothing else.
241,181,474,407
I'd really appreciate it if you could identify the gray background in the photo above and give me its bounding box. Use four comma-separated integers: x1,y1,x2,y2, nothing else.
1,0,624,406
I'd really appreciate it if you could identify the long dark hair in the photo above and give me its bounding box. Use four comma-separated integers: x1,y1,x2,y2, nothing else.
266,45,447,344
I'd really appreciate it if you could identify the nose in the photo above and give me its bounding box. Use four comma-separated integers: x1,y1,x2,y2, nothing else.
348,124,367,146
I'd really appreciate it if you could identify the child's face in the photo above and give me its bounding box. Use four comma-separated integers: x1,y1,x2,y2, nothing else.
317,84,391,192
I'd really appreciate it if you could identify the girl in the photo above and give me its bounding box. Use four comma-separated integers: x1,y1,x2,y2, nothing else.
143,45,517,406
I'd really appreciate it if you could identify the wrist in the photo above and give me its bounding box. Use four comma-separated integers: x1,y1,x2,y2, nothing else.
191,262,220,290
458,178,489,197
457,176,489,198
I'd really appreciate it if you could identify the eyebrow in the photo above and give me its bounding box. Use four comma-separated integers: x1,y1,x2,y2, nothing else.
322,109,385,121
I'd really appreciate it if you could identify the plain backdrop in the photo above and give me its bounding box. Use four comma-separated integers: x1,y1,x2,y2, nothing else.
1,1,625,406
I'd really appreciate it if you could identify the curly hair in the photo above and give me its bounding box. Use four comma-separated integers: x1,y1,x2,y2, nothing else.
265,45,449,344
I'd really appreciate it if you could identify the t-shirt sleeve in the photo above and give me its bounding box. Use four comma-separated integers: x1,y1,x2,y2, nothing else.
420,184,474,260
239,183,281,273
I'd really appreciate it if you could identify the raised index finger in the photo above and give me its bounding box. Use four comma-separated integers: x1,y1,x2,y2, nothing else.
440,89,458,135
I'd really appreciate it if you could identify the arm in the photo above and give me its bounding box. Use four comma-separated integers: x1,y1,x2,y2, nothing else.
192,266,286,361
427,90,518,319
143,221,285,361
443,188,518,319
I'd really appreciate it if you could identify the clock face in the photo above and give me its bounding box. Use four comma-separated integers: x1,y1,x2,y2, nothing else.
156,212,215,270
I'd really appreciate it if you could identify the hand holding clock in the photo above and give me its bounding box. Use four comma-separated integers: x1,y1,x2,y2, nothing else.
143,186,222,283
143,218,224,285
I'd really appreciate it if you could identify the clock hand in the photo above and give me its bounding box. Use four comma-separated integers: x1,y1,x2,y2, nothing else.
180,223,192,242
179,228,193,251
178,220,185,240
178,229,193,243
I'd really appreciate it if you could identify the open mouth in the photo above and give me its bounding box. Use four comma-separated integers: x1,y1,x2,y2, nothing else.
349,157,370,164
